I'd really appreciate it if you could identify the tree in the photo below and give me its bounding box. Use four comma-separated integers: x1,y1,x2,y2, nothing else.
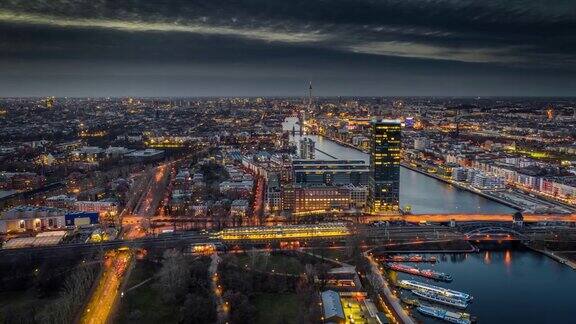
179,293,217,324
223,291,256,324
304,263,316,285
35,264,98,323
156,249,191,303
247,248,270,271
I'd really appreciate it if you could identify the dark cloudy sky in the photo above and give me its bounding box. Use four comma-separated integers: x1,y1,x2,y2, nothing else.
1,0,575,97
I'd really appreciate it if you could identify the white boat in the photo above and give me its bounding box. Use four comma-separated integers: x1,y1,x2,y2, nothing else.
413,290,468,309
417,305,472,324
399,279,473,301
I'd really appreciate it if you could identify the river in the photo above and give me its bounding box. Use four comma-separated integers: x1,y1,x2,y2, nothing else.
282,118,573,323
282,117,515,214
390,245,576,323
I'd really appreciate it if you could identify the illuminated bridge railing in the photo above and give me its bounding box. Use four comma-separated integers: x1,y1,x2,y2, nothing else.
219,223,350,241
464,226,527,240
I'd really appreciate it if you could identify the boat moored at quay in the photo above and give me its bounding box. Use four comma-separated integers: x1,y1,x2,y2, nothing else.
379,255,438,263
413,290,469,309
417,305,472,324
398,279,473,302
385,263,453,282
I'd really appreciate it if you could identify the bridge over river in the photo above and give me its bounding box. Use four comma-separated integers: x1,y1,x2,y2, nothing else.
359,213,576,223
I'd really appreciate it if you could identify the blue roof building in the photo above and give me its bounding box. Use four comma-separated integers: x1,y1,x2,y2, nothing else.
321,290,345,323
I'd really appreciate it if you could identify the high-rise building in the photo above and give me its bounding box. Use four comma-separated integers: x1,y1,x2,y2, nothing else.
368,119,401,213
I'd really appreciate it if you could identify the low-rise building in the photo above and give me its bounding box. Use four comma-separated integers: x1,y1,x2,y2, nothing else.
540,177,576,202
0,205,68,233
124,149,165,163
452,167,468,181
74,200,119,216
294,185,351,214
219,180,254,195
230,199,250,220
265,174,282,214
321,290,345,324
192,204,208,217
46,194,77,209
65,211,99,227
471,172,505,190
0,172,46,191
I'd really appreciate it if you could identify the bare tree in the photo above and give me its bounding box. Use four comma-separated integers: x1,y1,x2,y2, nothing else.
156,249,191,303
247,248,259,268
304,263,317,284
35,265,98,324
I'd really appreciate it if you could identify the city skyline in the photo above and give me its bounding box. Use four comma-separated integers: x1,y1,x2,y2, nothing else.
1,0,575,97
1,96,576,324
2,2,576,324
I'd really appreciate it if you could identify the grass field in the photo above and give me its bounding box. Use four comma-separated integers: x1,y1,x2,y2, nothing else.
115,261,178,324
0,290,34,309
253,293,302,324
236,253,306,275
0,290,45,314
309,248,350,262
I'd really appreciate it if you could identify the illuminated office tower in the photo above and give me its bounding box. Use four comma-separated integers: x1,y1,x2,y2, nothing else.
368,119,401,213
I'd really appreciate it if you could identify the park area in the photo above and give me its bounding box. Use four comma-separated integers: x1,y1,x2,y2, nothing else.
0,253,100,323
253,293,303,324
116,251,215,324
217,250,331,323
116,260,177,324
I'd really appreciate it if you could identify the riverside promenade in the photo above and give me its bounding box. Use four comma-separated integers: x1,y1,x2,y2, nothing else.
365,252,415,324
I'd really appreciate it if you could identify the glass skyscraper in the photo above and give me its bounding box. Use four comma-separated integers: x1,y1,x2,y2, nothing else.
369,119,401,213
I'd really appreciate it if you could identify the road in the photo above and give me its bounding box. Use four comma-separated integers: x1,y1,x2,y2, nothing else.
81,248,132,324
252,176,265,225
365,252,415,324
134,164,170,217
123,163,172,239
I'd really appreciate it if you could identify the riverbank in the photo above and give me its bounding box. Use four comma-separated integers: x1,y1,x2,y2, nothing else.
401,163,523,211
314,127,523,212
525,245,576,270
371,240,477,254
311,131,370,154
389,248,576,323
284,118,523,214
365,252,416,324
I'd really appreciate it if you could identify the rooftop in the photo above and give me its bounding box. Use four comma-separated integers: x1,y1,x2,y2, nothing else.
1,205,68,220
321,290,345,320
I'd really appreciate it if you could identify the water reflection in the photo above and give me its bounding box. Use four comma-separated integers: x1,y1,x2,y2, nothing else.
504,250,512,267
390,248,576,323
282,117,516,214
483,251,491,264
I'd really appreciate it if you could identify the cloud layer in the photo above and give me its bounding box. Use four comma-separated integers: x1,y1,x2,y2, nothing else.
0,0,575,96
